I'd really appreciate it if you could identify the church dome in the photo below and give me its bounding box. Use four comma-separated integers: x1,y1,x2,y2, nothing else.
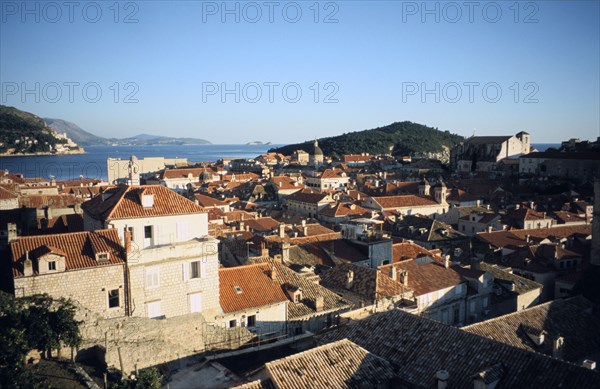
312,140,323,156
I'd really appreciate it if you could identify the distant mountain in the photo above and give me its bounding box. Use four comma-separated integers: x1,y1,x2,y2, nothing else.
43,119,212,146
270,121,464,161
246,141,272,145
45,118,111,146
116,134,212,146
0,105,83,155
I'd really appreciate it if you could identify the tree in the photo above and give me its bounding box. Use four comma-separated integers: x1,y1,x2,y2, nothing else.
134,368,163,389
0,292,82,387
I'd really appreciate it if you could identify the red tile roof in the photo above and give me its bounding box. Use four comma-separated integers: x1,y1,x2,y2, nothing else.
219,263,288,313
476,225,591,248
10,229,125,277
379,260,464,296
194,193,229,207
82,185,205,220
371,195,438,209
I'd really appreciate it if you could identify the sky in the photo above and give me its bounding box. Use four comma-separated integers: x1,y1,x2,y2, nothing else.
1,1,599,144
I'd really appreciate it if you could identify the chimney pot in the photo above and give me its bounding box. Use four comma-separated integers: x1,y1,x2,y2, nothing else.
436,370,449,389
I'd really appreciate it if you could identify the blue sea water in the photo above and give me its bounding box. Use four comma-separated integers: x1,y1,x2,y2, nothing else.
0,143,561,181
0,144,279,181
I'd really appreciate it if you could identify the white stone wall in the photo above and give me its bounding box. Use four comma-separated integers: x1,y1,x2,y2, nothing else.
14,264,127,319
216,301,288,336
128,237,222,320
108,213,208,250
0,197,19,210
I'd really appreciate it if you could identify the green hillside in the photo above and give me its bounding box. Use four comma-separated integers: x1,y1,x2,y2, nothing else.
269,121,464,158
0,105,64,154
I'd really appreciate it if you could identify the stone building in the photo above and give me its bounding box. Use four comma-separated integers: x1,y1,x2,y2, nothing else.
107,155,188,184
451,132,531,173
9,229,128,319
82,184,222,319
309,140,324,168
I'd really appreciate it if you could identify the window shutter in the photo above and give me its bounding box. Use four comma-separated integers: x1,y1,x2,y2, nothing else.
200,259,207,278
182,262,190,281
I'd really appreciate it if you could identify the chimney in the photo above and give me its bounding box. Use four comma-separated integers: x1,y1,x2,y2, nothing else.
436,370,449,389
392,266,398,281
583,360,597,370
525,234,530,243
124,227,132,254
400,270,409,286
23,251,33,277
314,295,324,312
279,224,285,239
239,221,245,231
486,225,493,233
346,270,354,289
553,336,564,359
274,254,283,264
261,242,269,257
444,255,450,269
269,264,278,280
301,219,306,227
7,223,17,243
302,226,308,237
282,242,290,262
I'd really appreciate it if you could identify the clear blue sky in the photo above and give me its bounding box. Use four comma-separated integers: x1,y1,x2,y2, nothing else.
1,1,598,144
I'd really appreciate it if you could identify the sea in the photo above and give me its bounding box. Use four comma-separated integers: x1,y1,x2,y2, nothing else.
0,143,559,181
0,144,280,181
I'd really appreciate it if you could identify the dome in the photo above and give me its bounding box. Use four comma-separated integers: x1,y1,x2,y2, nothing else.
313,140,323,156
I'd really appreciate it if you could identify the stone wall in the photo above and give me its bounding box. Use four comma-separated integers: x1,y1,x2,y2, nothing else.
14,264,127,319
76,307,252,374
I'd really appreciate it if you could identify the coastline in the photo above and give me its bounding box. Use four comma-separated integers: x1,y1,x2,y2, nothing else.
0,149,86,157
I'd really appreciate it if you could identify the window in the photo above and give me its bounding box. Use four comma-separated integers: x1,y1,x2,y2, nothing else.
108,289,119,308
247,315,256,327
144,226,153,239
455,284,463,295
470,301,476,313
48,261,56,271
184,261,204,281
483,297,489,307
190,261,201,279
147,300,161,319
189,293,202,313
97,253,109,261
229,319,237,328
145,267,160,289
128,226,134,241
453,306,460,324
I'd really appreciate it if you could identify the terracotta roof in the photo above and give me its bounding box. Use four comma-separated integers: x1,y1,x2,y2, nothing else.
317,309,600,388
343,154,372,163
244,217,280,233
392,241,441,262
0,185,18,199
478,262,542,294
447,188,480,203
463,296,600,363
477,225,592,248
266,260,351,319
81,185,205,220
394,215,466,242
19,194,83,208
286,189,332,205
271,176,304,191
219,263,288,313
10,229,125,277
160,167,207,180
320,168,347,179
321,262,408,302
265,339,395,389
319,202,369,218
553,211,587,224
370,195,438,209
379,260,464,296
194,193,229,207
